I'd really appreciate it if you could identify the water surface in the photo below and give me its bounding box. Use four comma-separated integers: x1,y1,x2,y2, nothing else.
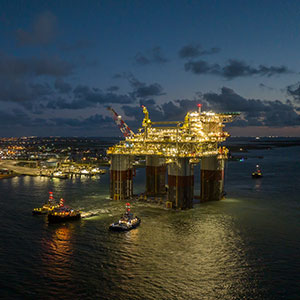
1,146,300,299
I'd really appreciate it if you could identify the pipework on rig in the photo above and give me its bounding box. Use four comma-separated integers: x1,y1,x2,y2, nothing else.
107,105,239,209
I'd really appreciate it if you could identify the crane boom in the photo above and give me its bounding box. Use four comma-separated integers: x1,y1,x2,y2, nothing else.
107,107,135,138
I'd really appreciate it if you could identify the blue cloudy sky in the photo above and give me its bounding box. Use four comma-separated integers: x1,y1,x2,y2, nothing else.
1,0,300,136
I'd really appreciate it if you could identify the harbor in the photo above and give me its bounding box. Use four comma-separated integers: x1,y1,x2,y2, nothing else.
0,160,106,179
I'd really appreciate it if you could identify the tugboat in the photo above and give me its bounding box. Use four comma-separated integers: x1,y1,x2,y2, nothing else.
109,203,141,231
32,192,60,215
48,198,81,223
252,164,263,178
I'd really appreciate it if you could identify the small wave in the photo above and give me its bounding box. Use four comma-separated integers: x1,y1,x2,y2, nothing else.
81,208,110,218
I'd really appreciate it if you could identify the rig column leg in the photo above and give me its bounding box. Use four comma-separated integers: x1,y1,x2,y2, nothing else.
110,154,133,200
200,156,225,202
167,158,194,209
146,156,166,196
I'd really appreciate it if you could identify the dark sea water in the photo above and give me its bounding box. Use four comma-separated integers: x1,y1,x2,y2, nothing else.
1,144,300,299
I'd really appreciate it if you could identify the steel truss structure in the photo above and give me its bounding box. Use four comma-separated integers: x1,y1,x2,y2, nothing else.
107,106,239,160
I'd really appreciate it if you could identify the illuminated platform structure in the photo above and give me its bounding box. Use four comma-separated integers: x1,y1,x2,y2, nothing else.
107,105,239,209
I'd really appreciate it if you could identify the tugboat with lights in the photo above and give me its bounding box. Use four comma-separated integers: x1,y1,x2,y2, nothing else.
252,164,263,178
32,192,60,215
109,203,141,231
48,198,81,223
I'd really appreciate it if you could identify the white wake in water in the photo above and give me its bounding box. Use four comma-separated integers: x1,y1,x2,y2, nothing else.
81,209,110,218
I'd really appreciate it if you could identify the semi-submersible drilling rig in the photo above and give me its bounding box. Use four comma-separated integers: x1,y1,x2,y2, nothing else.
107,105,239,209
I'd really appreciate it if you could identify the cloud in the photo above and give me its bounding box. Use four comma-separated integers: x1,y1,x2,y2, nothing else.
134,53,150,65
184,59,292,79
127,74,165,98
73,85,133,104
50,114,113,128
202,87,300,126
106,86,119,92
203,87,265,113
46,98,88,110
222,60,290,79
259,83,274,91
0,108,111,128
133,83,164,98
179,44,220,58
0,53,133,109
121,87,300,128
184,60,220,75
0,109,31,126
114,73,165,99
1,87,299,136
287,82,300,102
47,84,134,110
134,47,168,65
54,78,72,93
0,53,74,105
112,73,123,79
123,99,164,122
16,11,57,46
0,79,54,105
0,54,74,79
0,108,116,136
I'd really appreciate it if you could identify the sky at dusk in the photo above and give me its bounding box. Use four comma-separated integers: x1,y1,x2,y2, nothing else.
1,0,300,137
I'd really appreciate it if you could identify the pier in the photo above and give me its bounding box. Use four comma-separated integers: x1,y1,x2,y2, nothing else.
0,160,40,176
0,160,106,178
107,105,239,209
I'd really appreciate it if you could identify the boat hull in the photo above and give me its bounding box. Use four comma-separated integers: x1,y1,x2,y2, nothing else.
52,175,68,179
252,173,263,178
109,218,141,231
48,214,81,223
32,209,47,215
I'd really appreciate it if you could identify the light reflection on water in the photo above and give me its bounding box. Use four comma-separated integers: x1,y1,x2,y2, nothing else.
254,178,262,191
42,225,73,264
1,146,300,299
40,225,74,280
97,206,258,300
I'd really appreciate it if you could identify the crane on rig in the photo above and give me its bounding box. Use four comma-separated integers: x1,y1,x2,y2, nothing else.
107,107,135,138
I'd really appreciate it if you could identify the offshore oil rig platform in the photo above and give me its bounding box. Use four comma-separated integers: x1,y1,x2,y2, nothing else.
107,105,239,209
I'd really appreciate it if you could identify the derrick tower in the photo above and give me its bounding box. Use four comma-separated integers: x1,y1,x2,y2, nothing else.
107,105,239,209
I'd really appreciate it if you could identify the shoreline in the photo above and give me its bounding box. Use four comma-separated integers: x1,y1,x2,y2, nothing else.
0,173,19,180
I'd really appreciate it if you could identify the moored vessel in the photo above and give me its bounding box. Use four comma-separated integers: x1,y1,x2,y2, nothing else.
51,171,68,179
0,169,17,179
